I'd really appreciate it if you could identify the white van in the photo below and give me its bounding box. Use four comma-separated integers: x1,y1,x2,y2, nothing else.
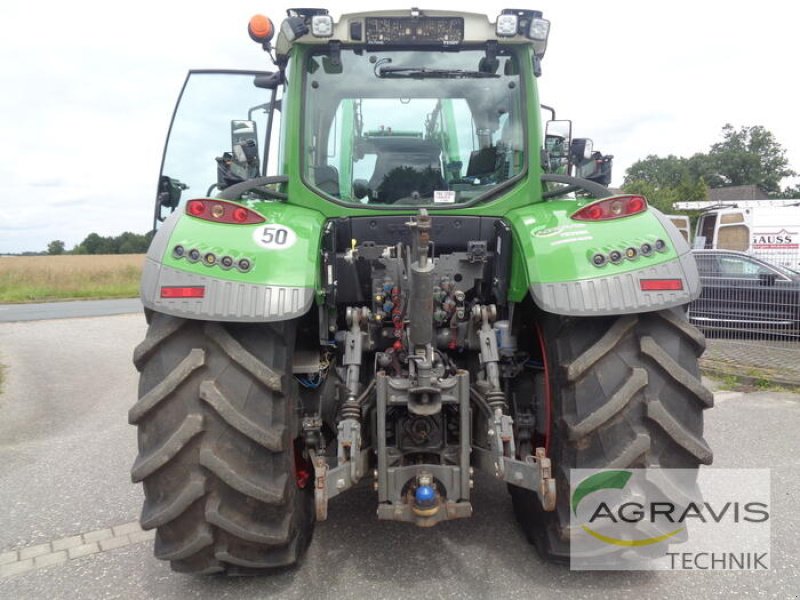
666,215,690,243
694,205,800,270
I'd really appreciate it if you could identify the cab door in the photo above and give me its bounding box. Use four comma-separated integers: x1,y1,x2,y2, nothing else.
154,70,280,227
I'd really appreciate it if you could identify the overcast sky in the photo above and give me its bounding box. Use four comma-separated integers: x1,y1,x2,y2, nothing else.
1,0,798,254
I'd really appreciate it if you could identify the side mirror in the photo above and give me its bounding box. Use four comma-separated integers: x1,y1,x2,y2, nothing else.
544,120,571,173
575,152,614,186
231,120,261,180
158,175,187,208
569,138,594,163
352,179,370,200
254,71,283,89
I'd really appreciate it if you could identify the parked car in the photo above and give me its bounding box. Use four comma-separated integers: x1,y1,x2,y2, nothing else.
689,249,800,338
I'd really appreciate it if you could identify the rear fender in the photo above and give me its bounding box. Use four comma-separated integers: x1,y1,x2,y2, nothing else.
507,202,700,316
140,202,324,321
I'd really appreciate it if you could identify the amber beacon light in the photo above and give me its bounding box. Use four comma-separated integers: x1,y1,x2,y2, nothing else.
248,14,275,44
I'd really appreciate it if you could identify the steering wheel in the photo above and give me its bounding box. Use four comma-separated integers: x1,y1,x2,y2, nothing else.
216,175,289,201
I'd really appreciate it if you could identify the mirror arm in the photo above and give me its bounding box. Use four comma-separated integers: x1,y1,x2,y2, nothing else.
262,86,278,175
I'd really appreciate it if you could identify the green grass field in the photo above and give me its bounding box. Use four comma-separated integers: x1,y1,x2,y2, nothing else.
0,254,144,303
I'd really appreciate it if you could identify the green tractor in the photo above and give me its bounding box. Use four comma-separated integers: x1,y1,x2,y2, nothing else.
131,7,712,574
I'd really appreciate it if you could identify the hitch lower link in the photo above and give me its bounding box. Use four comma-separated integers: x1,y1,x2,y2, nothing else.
472,304,556,511
479,412,556,512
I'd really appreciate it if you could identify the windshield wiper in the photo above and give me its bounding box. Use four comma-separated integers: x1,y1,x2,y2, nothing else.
376,66,500,79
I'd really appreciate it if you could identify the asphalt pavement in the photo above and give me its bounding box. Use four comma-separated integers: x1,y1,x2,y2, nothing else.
0,298,142,322
0,310,798,599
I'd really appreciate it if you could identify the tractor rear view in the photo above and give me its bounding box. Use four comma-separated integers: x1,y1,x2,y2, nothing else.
131,7,712,574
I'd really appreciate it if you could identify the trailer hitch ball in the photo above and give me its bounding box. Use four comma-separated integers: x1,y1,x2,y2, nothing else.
415,485,436,508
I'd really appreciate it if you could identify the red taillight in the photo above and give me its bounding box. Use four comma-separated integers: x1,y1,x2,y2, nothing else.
160,286,205,299
232,207,249,223
184,199,265,224
571,195,648,221
639,279,683,291
187,200,205,217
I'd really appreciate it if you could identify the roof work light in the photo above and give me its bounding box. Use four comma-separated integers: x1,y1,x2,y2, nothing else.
497,9,550,56
311,14,334,37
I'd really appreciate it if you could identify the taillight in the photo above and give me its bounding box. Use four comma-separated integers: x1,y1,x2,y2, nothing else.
185,199,265,224
187,200,205,217
571,195,647,221
160,286,205,299
640,279,683,291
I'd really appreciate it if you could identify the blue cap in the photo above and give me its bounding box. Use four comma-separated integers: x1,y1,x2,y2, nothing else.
415,485,436,506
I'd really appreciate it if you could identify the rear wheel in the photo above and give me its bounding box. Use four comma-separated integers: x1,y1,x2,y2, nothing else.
510,308,713,562
130,312,314,575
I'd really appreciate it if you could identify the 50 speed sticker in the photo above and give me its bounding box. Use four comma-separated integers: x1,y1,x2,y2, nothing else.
252,224,297,250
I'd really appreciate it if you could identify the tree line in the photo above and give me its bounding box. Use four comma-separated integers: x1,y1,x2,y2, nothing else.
621,123,797,213
46,231,154,256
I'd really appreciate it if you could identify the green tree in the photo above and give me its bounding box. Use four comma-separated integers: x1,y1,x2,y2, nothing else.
706,124,796,193
623,155,707,211
75,231,152,254
117,231,150,254
623,124,795,205
47,240,65,255
624,154,690,189
773,183,800,199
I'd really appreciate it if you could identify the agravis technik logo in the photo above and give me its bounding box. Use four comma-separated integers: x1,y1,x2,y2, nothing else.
569,468,771,571
571,470,684,547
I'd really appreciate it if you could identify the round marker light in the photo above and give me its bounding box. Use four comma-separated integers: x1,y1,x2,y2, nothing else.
609,250,623,264
628,196,646,213
248,14,275,44
173,245,185,258
232,207,249,223
625,247,638,260
640,242,653,256
592,253,607,267
204,253,217,266
187,200,205,217
188,248,201,262
585,205,603,220
655,239,667,252
221,256,234,269
238,258,252,272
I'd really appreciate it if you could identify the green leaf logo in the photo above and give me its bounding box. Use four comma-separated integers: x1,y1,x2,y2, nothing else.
572,469,684,547
572,470,632,516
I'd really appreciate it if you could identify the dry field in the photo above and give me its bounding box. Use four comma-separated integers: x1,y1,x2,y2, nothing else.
0,254,144,303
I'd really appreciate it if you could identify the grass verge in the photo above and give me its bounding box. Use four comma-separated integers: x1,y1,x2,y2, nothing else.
701,364,800,393
0,255,144,303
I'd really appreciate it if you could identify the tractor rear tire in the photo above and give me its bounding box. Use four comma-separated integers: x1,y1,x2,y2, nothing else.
130,312,314,575
510,308,713,563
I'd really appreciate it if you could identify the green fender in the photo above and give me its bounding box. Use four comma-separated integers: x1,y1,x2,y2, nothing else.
140,200,325,322
505,201,700,316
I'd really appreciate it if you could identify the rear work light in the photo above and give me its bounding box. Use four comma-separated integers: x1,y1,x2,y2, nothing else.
639,279,683,292
185,199,265,225
571,195,647,222
160,286,205,299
